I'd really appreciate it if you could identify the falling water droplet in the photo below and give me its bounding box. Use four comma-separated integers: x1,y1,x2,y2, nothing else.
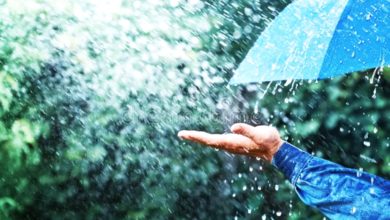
356,168,363,178
244,7,253,16
363,141,371,147
365,12,372,20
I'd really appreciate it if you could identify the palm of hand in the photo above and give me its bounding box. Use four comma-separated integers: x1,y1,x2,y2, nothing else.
178,123,282,162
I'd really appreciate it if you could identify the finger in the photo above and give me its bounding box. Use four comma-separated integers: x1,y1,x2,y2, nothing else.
230,123,258,140
179,130,217,143
178,130,257,151
178,130,193,139
178,130,228,146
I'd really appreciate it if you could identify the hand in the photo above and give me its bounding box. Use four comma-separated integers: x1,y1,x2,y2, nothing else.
178,123,283,162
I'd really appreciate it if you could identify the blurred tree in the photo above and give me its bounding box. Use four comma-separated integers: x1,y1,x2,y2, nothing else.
0,0,388,220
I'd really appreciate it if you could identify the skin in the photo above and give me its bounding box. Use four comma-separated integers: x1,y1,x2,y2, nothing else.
178,123,284,162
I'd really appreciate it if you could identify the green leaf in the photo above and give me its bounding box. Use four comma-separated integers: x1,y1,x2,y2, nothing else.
11,120,35,144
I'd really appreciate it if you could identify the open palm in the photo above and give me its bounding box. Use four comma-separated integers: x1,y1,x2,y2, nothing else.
178,123,283,162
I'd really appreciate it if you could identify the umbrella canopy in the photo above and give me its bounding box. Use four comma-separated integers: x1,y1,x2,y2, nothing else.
229,0,390,84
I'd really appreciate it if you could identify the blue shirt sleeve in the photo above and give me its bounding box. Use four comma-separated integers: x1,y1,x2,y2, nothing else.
272,142,390,219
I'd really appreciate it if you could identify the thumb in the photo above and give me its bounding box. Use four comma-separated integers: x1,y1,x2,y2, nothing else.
230,123,257,140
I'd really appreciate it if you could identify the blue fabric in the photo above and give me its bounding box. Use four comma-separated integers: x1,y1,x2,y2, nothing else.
272,142,390,219
229,0,390,84
319,0,390,79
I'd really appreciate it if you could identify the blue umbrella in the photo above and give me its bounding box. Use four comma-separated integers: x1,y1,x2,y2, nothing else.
229,0,390,84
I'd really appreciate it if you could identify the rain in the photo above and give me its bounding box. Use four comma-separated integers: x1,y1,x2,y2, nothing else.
0,0,389,219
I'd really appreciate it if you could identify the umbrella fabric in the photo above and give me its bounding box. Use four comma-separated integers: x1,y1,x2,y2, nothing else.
229,0,390,84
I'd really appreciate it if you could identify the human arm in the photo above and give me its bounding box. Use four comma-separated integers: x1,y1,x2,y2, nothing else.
273,141,390,219
178,123,390,219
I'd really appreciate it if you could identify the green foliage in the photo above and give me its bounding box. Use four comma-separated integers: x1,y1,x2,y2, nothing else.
0,0,388,220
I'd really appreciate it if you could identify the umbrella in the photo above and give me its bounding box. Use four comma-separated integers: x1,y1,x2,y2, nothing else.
229,0,390,84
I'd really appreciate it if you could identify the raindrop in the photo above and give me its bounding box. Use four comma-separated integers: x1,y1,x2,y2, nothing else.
284,78,293,86
372,87,377,99
356,168,363,177
360,155,377,163
244,7,253,16
365,12,372,20
276,211,282,216
244,25,252,33
233,29,242,39
242,185,247,191
267,6,276,12
252,14,261,23
274,184,279,191
363,141,371,147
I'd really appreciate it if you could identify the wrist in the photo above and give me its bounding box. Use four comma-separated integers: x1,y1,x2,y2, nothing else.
271,142,313,184
267,139,284,162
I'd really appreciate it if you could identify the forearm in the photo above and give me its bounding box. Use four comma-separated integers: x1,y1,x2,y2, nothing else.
272,142,390,219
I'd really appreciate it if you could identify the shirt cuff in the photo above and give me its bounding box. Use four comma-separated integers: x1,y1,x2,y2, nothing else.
271,142,313,185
